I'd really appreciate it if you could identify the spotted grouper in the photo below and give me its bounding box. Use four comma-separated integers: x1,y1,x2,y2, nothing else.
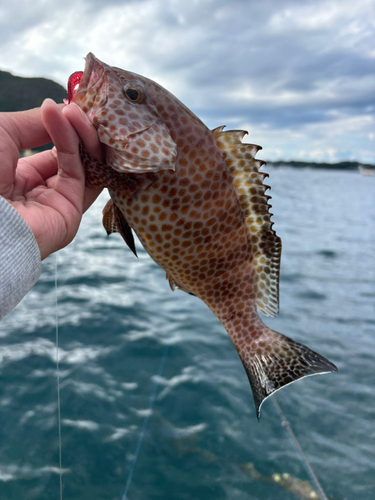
67,53,337,418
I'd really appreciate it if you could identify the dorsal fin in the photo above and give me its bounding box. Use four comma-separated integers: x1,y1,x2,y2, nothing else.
212,126,282,317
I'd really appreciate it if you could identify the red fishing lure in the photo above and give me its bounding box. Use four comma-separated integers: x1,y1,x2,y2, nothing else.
66,71,83,103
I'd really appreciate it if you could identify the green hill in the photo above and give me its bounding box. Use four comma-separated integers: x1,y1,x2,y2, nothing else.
1,70,373,169
267,160,375,171
0,70,66,112
0,70,67,152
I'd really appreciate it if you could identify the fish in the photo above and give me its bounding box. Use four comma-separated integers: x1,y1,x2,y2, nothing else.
172,437,326,500
238,463,328,500
67,53,337,418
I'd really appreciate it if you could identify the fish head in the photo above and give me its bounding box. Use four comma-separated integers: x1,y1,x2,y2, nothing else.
67,52,177,173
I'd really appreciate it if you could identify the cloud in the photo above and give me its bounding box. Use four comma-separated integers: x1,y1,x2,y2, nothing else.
0,0,374,162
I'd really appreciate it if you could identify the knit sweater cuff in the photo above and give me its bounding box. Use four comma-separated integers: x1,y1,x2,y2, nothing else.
0,196,42,319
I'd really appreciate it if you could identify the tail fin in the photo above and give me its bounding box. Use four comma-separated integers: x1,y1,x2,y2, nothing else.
238,329,338,419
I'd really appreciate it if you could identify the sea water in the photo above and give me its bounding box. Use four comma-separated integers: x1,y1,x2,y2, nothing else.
0,167,374,500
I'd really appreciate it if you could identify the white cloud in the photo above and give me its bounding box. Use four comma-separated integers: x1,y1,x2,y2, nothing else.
269,1,348,31
0,0,374,163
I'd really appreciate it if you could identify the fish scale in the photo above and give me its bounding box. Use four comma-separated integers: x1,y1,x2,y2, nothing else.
69,53,337,418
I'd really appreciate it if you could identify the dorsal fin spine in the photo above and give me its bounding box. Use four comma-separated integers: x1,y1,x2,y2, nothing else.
212,125,282,317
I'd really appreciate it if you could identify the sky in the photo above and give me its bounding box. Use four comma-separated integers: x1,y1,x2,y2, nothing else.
0,0,374,163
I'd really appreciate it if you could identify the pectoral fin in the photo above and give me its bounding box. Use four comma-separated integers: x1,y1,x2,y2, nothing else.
80,143,153,195
102,199,137,257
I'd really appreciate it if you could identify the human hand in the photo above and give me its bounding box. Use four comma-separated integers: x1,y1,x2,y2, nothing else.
0,99,103,260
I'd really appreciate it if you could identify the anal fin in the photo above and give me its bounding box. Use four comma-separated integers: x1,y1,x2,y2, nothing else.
167,273,195,296
102,199,137,257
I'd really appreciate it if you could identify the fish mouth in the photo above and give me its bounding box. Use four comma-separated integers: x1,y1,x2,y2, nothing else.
79,52,104,93
67,53,108,119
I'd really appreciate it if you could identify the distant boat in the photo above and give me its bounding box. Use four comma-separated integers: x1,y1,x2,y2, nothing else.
359,164,375,176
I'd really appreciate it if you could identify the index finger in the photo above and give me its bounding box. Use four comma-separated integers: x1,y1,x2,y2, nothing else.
0,107,52,198
0,107,52,151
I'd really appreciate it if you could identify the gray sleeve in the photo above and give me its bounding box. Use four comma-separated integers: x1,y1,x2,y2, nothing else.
0,196,42,320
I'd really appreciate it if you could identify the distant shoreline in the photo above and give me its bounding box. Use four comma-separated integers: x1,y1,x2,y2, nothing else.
20,147,375,174
1,69,373,173
265,160,375,171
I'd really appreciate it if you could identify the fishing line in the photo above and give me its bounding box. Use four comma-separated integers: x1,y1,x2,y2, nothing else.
55,253,63,500
122,344,170,500
271,395,328,500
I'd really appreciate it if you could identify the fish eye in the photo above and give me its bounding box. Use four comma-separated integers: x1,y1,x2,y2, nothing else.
125,88,140,101
122,81,146,103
